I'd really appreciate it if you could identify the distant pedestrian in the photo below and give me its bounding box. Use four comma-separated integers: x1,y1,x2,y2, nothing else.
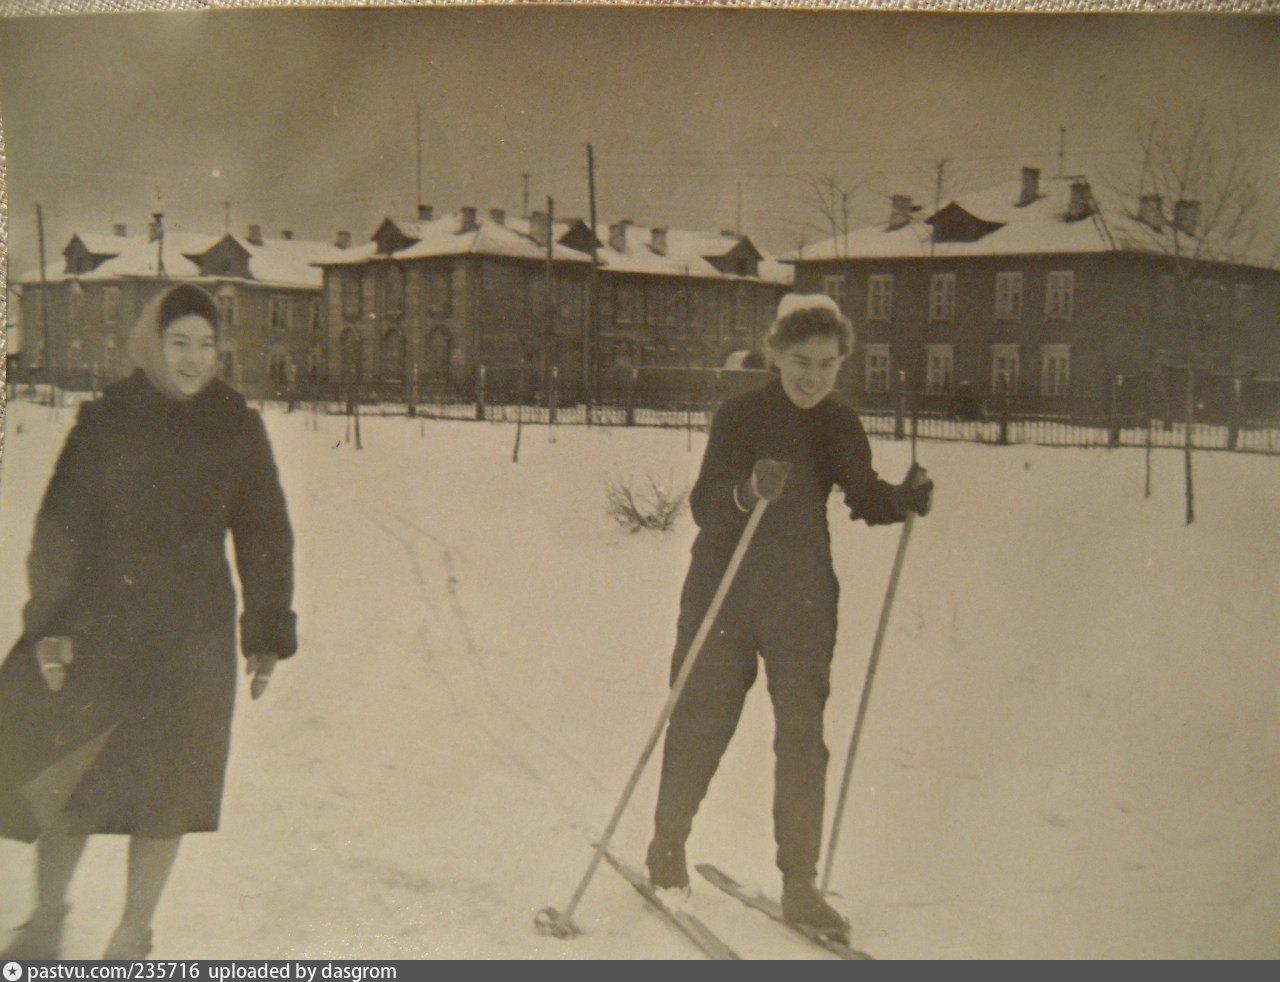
646,293,933,943
950,379,983,422
0,283,298,960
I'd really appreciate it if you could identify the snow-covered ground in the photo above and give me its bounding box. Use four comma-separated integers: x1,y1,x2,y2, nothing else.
1,397,1277,960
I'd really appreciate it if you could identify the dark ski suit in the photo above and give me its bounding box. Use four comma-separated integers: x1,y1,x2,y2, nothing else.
653,376,905,879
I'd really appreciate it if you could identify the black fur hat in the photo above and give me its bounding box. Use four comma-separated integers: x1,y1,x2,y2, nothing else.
158,283,220,336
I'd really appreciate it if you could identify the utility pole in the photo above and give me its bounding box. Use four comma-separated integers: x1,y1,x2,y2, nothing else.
930,157,949,257
224,201,231,233
416,104,423,210
154,212,167,281
545,196,555,394
736,179,743,236
522,173,532,219
586,143,600,409
36,203,55,404
1057,126,1067,178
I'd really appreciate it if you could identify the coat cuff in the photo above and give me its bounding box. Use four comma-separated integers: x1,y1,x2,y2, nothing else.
240,609,298,658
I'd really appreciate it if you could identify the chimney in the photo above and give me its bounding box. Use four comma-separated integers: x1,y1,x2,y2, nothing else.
1173,199,1200,237
148,219,162,243
608,222,628,253
888,194,913,231
650,226,668,256
1018,166,1041,206
1138,193,1164,230
113,223,128,237
606,220,632,253
1066,180,1092,221
281,230,293,240
720,229,738,238
530,210,549,246
489,208,506,226
335,230,351,249
418,203,434,222
460,206,478,233
247,224,264,246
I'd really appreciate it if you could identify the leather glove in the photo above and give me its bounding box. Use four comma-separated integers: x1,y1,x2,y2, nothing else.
35,636,74,692
246,653,279,700
892,463,934,519
737,459,792,510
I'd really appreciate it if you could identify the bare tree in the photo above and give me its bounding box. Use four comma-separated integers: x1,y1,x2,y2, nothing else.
796,173,863,258
1117,106,1267,524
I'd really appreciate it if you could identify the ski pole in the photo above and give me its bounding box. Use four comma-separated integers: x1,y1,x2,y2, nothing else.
536,495,771,939
820,465,925,896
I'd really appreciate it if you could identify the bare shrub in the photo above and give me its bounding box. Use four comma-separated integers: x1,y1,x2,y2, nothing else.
605,475,688,533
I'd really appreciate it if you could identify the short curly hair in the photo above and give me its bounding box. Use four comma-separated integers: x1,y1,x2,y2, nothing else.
765,303,854,358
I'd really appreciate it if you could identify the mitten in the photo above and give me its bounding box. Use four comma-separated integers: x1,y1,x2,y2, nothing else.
35,636,74,692
246,653,279,700
891,463,934,519
736,459,792,510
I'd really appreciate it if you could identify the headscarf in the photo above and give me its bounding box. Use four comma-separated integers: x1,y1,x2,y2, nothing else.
127,283,221,402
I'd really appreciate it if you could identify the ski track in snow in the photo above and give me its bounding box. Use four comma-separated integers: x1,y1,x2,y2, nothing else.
1,403,1278,959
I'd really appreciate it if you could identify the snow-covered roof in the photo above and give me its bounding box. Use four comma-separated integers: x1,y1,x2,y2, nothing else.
17,228,338,288
790,176,1279,270
591,222,792,286
316,211,794,286
316,212,593,267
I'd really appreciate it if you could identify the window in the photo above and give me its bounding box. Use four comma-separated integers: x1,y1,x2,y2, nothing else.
385,264,405,316
823,275,846,311
217,293,237,331
267,350,290,386
864,344,890,393
360,271,378,318
1045,270,1074,319
925,345,954,394
929,274,956,321
268,296,291,334
342,273,361,319
1232,283,1254,329
991,345,1020,394
1040,345,1071,396
733,284,752,330
616,284,641,324
1194,279,1227,328
426,328,452,383
867,275,893,321
380,328,406,383
1157,274,1177,324
309,300,322,344
103,287,121,326
994,272,1023,320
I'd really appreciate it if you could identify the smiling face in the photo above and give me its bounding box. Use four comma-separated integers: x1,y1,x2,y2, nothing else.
774,334,845,409
160,314,219,398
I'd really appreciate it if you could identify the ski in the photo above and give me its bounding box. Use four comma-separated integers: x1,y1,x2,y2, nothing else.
696,863,874,960
601,849,741,960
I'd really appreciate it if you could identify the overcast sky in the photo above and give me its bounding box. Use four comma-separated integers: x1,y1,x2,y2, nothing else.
1,6,1278,276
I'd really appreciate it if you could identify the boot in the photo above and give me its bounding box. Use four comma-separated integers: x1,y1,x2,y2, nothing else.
1,901,69,960
102,923,153,960
645,837,690,893
781,876,850,943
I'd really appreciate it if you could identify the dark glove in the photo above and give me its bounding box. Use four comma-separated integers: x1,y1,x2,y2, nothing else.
891,463,934,519
737,459,792,510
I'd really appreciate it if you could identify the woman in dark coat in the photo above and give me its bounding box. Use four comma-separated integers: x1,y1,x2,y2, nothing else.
0,283,297,960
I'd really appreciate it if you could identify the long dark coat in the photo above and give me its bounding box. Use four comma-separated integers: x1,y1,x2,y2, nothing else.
0,370,297,841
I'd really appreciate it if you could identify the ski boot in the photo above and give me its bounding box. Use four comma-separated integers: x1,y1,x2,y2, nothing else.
646,837,691,901
781,876,851,944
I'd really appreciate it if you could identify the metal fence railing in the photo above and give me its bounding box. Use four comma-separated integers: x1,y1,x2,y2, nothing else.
9,364,1280,455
